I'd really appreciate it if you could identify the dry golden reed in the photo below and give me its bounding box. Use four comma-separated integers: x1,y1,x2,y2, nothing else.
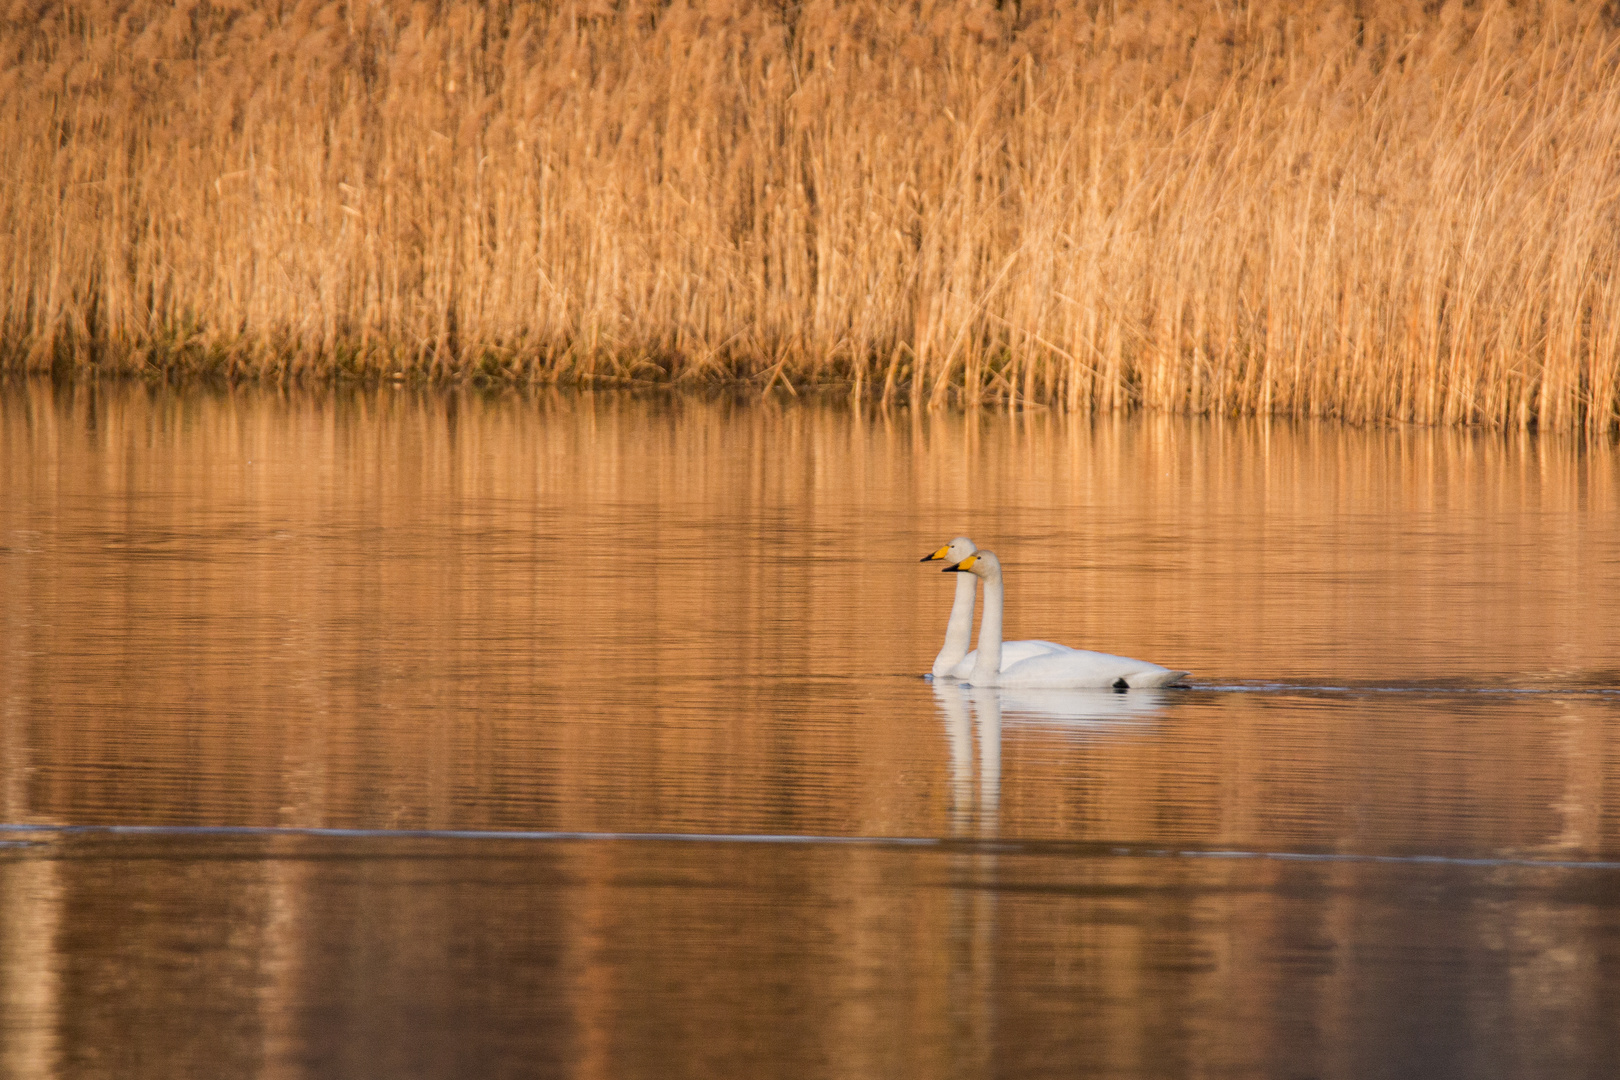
4,0,1620,431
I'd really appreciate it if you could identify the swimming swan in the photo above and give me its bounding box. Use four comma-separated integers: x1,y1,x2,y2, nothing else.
921,537,1064,678
943,550,1189,689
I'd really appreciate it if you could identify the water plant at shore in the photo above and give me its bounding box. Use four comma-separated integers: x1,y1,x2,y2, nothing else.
4,0,1619,432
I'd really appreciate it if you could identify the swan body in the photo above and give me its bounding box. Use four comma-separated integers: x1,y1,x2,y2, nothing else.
944,550,1188,689
921,537,1064,678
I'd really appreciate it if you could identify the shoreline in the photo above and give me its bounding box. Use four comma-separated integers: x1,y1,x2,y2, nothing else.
9,370,1616,443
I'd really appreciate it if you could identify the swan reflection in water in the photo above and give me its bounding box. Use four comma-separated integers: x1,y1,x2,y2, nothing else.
932,681,1178,1069
933,681,1173,837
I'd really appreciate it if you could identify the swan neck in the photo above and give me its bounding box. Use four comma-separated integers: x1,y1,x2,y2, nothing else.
970,572,1004,684
932,571,977,676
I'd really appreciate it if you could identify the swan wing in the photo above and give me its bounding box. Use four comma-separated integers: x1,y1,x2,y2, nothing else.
995,647,1189,689
948,638,1067,678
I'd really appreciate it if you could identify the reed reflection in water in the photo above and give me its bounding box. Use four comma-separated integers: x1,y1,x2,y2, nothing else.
1,379,1618,1079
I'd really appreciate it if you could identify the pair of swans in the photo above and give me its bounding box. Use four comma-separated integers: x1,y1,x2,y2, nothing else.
921,537,1188,689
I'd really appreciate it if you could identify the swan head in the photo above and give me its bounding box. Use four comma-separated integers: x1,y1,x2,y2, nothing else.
921,536,977,564
943,549,1001,579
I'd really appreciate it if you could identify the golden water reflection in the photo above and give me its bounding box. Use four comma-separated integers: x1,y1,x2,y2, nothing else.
1,380,1618,1078
2,829,1616,1080
2,380,1615,844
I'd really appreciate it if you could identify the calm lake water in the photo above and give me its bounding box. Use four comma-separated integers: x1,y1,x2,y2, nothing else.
1,379,1618,1079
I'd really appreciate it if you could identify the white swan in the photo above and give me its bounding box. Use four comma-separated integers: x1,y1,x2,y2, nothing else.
921,537,1064,678
943,549,1189,688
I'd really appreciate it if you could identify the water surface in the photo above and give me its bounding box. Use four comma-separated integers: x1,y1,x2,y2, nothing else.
1,381,1617,1078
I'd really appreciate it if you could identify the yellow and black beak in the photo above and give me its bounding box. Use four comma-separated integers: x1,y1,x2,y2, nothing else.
942,555,977,573
920,545,951,563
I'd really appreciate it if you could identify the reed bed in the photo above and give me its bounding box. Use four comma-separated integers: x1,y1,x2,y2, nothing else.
3,0,1620,431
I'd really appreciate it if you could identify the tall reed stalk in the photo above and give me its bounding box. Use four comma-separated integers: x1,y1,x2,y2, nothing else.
4,1,1619,431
